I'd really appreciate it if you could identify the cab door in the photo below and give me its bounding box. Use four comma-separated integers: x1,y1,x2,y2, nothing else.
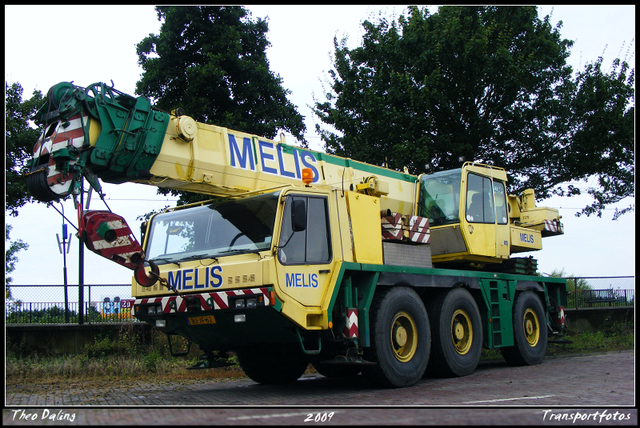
274,190,335,308
464,172,510,260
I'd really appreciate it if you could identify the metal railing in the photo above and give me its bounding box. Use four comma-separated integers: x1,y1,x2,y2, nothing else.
5,277,634,324
565,277,635,310
6,284,136,324
6,300,137,324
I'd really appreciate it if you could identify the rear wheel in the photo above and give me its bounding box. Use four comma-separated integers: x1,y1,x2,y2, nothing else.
236,344,308,384
426,288,483,377
501,291,547,366
362,287,430,388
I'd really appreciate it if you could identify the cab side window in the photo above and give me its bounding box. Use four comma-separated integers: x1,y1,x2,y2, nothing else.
278,195,331,265
466,173,508,224
493,181,508,225
466,173,495,223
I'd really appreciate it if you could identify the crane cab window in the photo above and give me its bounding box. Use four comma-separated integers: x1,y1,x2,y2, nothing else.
278,195,331,265
494,181,508,224
418,168,461,226
466,173,507,224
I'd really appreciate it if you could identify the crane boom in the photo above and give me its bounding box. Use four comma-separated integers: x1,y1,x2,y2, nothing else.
26,81,417,215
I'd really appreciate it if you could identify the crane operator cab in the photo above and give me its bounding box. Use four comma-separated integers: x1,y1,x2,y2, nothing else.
418,162,563,273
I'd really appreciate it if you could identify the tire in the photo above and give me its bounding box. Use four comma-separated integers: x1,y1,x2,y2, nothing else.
362,287,430,388
426,288,483,377
501,291,547,366
236,344,309,384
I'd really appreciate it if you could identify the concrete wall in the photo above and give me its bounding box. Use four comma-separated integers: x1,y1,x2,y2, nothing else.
564,307,634,333
6,323,153,355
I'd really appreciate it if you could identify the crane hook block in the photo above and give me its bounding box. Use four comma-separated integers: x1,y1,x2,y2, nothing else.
134,260,160,288
83,210,158,286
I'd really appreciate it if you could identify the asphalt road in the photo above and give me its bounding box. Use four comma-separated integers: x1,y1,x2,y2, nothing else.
4,350,636,425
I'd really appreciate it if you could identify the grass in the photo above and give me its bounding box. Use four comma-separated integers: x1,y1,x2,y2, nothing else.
6,321,634,386
6,325,247,385
480,320,635,361
547,320,635,354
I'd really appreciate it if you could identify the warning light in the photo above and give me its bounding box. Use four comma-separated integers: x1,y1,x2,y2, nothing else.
301,168,313,186
269,291,276,306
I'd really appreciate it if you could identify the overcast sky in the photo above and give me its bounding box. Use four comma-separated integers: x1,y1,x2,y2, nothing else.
5,5,635,302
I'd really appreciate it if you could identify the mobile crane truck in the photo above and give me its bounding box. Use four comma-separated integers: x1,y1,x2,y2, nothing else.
26,81,567,388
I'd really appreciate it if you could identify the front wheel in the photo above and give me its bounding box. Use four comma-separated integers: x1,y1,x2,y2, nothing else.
501,291,547,366
362,287,430,388
236,344,309,384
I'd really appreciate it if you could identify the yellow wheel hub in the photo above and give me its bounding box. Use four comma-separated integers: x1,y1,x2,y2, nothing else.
391,311,418,362
523,308,540,347
450,309,473,355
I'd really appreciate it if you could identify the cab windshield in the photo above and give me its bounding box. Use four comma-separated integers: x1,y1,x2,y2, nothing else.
418,169,461,226
145,192,280,264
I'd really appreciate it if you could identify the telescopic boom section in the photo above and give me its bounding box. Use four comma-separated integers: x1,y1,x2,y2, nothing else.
25,81,418,214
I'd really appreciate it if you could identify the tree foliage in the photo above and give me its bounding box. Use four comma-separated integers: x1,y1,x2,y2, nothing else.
559,58,634,219
6,82,44,216
6,224,29,290
314,6,634,218
549,269,591,292
135,6,307,205
135,6,305,141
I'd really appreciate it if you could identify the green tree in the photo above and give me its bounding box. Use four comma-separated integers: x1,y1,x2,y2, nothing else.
136,6,307,205
558,57,634,219
314,6,634,218
6,224,29,294
6,82,44,216
549,269,591,293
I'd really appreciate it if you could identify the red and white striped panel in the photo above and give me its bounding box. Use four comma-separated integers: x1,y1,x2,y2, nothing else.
342,308,358,338
408,215,430,244
40,114,88,197
381,213,403,240
134,287,271,315
544,220,564,235
50,114,86,151
382,213,430,243
83,211,144,270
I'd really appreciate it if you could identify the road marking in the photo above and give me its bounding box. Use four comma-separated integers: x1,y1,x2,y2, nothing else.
463,394,555,404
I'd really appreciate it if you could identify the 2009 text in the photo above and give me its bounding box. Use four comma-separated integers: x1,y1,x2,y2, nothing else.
304,412,335,423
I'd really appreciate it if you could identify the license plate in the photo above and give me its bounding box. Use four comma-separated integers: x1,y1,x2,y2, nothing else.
188,315,216,325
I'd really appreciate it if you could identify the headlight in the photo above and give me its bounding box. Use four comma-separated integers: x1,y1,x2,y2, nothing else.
145,304,161,315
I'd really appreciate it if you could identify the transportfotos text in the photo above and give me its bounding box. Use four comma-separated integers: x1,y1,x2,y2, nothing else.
542,409,632,423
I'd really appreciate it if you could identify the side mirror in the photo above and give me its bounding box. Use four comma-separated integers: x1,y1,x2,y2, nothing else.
292,199,307,232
